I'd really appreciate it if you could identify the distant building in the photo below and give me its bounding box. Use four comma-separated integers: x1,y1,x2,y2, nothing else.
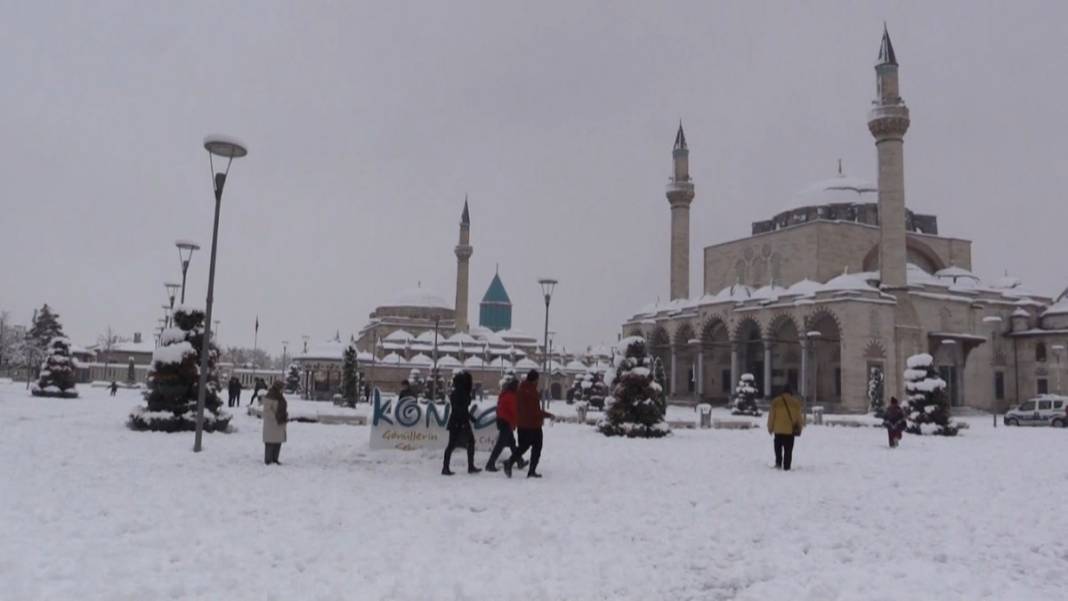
478,270,512,332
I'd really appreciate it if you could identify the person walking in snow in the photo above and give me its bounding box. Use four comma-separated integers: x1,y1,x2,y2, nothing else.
261,381,288,465
248,377,265,406
503,370,554,478
109,381,118,396
442,371,480,475
767,384,804,471
485,378,527,472
227,377,242,408
883,396,907,448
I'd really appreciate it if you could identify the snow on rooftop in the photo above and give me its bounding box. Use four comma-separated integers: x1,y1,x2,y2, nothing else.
381,352,405,365
792,171,877,209
713,283,753,303
566,360,588,371
383,329,413,342
749,284,786,302
785,279,821,297
408,353,433,366
1042,299,1068,317
385,287,451,310
819,271,877,293
437,356,462,368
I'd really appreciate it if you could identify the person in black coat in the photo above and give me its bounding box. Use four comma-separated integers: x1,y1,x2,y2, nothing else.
442,371,481,475
227,377,242,408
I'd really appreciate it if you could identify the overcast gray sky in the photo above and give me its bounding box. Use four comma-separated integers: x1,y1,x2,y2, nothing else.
3,1,1067,356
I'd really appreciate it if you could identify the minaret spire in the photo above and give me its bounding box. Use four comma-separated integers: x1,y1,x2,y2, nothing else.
878,23,897,65
666,122,695,301
454,197,473,331
868,24,910,289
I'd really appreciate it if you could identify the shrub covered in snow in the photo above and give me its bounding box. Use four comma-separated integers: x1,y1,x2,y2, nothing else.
127,305,231,432
597,337,670,438
31,337,78,398
285,363,301,394
868,366,886,418
572,370,609,409
731,373,761,416
903,353,957,436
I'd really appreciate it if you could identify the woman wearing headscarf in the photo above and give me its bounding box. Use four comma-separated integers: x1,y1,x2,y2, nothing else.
262,381,288,465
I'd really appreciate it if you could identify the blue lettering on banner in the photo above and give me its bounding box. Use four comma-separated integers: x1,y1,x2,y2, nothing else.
395,397,421,427
372,396,393,426
425,401,449,428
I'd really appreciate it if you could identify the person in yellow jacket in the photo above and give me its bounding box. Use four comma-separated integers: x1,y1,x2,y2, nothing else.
766,384,805,470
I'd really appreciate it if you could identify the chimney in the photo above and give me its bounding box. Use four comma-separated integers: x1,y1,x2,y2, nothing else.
133,332,142,344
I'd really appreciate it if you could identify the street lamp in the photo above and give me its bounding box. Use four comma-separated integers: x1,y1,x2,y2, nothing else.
1052,345,1065,394
164,282,180,325
982,315,1004,427
193,134,247,453
802,330,822,404
537,278,558,407
174,240,200,304
281,340,289,380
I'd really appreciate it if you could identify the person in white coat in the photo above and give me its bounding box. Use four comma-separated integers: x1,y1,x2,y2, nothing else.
262,381,288,465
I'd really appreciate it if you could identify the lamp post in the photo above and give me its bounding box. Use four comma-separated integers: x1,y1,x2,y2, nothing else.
175,240,200,304
537,278,558,408
193,135,247,453
1052,345,1065,394
281,340,289,383
547,330,556,404
982,315,1004,427
164,282,180,326
802,331,822,405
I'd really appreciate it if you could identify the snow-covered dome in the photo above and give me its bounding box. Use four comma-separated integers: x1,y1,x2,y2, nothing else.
381,352,406,365
566,359,588,372
515,358,539,370
383,329,413,342
463,356,484,368
713,283,753,303
408,353,433,366
749,284,787,302
785,279,821,297
437,356,462,368
935,266,981,289
385,287,451,310
819,271,878,293
795,171,877,207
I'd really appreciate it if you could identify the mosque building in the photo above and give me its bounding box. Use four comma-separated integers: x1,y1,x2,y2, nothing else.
295,200,576,399
623,27,1068,413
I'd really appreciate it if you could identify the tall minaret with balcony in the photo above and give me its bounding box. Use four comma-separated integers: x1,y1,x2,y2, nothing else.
666,123,695,300
454,198,473,331
867,25,910,289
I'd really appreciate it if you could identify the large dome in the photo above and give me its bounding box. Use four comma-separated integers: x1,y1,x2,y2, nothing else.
385,287,452,310
795,173,877,207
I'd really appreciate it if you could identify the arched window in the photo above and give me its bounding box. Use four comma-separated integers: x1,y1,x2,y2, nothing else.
1036,342,1047,363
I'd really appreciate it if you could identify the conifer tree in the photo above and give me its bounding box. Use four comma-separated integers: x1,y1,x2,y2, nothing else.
27,304,65,379
285,363,301,393
127,305,231,432
903,353,957,436
31,337,78,398
342,344,361,407
597,337,670,438
731,373,761,416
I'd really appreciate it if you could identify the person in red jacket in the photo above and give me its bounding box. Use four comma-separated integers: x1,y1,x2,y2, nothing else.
484,378,526,472
503,370,554,478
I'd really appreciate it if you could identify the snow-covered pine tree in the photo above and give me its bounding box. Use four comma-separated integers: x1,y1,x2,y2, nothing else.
597,337,670,438
585,370,609,409
342,344,359,407
27,304,65,380
428,367,446,402
285,363,301,393
903,353,957,436
31,337,79,398
731,373,762,416
127,305,231,432
652,356,668,412
868,366,886,417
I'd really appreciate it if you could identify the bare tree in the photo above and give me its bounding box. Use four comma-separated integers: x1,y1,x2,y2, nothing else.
97,325,119,379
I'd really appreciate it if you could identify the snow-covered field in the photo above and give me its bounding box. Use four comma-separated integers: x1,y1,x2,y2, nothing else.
2,382,1066,601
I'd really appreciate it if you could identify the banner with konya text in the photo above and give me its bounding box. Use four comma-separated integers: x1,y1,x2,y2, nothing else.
369,394,499,451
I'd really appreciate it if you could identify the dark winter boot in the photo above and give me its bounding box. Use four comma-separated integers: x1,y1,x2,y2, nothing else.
503,461,513,478
467,466,482,474
441,466,455,476
485,463,499,472
527,471,543,479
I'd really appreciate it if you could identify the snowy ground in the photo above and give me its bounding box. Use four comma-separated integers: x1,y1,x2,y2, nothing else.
2,383,1067,601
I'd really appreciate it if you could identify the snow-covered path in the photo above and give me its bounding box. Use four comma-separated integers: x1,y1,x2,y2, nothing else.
2,383,1066,600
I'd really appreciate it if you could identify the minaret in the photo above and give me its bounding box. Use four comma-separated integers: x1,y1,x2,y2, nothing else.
867,25,910,289
454,197,473,331
666,122,695,301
